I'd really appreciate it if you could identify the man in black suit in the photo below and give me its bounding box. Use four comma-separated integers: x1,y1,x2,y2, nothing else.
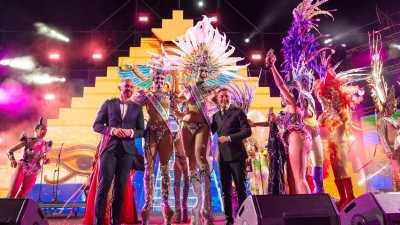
211,88,252,225
93,79,144,225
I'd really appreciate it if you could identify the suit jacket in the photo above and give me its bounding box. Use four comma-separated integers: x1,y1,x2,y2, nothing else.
93,98,145,156
211,105,252,162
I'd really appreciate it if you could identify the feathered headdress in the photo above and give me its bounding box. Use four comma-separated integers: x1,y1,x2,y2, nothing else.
367,32,398,116
35,117,47,130
118,45,175,90
282,0,334,84
226,82,254,113
167,16,246,90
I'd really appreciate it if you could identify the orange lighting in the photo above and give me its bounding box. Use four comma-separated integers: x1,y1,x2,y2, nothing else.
251,53,262,61
92,53,103,60
48,53,60,60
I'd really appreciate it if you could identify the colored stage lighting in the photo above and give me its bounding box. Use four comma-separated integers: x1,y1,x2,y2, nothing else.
244,38,250,43
48,53,61,61
92,53,103,60
138,15,149,23
0,56,36,71
324,38,333,44
23,73,66,85
44,93,56,101
251,53,262,61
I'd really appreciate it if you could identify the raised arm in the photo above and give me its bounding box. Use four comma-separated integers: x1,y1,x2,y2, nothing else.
266,49,295,106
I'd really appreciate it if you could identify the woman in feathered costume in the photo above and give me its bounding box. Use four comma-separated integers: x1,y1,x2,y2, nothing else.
167,16,245,225
118,49,179,225
315,50,365,209
281,0,336,194
367,32,400,192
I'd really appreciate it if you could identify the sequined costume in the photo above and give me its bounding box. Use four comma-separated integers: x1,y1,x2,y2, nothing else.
367,32,400,192
7,118,52,198
118,48,178,225
167,16,246,225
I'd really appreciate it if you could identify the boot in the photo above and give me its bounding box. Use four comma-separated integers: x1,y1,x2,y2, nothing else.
200,167,214,225
161,164,174,225
141,172,154,225
182,171,190,223
313,166,324,193
334,179,347,211
342,177,355,207
173,166,182,223
190,170,202,225
393,179,400,192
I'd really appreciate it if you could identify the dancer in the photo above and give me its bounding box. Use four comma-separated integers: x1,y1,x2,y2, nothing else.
210,88,251,225
367,32,400,191
7,118,52,198
265,49,311,194
92,79,144,225
168,16,246,225
119,51,179,225
315,60,365,210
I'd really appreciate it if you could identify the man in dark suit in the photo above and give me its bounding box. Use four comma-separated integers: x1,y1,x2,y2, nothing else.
211,88,252,225
93,79,144,225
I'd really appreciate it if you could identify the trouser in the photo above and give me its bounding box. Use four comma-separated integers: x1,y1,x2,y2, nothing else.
94,142,133,225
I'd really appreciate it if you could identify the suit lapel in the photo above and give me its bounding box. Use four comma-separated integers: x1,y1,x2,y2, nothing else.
220,105,234,132
114,99,122,120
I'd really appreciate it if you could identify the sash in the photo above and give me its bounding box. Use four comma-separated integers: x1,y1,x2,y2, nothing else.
186,85,211,126
146,92,175,133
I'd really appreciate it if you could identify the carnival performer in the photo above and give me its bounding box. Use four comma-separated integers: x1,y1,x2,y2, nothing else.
91,79,145,225
167,16,246,225
265,49,311,194
119,50,179,225
280,0,337,194
315,57,365,210
7,117,52,198
367,32,400,191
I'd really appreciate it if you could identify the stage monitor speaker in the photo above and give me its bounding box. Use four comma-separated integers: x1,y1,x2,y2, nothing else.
340,192,400,225
234,194,339,225
0,198,48,225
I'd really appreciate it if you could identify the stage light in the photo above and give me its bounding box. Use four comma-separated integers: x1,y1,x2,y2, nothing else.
23,73,66,85
390,43,400,50
44,93,56,101
138,15,149,23
197,1,204,8
92,53,103,60
0,56,36,71
34,22,70,43
324,38,333,44
209,16,218,23
0,137,2,143
341,43,347,48
244,38,250,43
251,53,262,61
48,53,61,61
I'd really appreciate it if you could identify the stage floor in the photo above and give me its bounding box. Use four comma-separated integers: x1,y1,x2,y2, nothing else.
48,216,227,225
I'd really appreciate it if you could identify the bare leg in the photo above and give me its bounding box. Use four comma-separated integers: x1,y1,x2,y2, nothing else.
311,134,324,193
392,158,400,191
194,126,214,225
159,134,174,225
288,132,310,194
8,164,24,198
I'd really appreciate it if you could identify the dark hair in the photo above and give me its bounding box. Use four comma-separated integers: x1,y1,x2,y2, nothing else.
216,87,229,94
35,117,46,130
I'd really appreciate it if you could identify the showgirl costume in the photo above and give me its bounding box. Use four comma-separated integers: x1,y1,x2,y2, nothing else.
367,32,400,191
119,48,178,225
281,0,335,194
167,16,246,225
7,118,52,198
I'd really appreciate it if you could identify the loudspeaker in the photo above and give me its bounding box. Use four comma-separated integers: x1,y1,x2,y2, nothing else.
0,198,48,225
235,194,339,225
340,192,400,225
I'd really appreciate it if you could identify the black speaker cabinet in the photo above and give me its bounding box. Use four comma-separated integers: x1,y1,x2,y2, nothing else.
340,192,400,225
0,198,48,225
235,194,339,225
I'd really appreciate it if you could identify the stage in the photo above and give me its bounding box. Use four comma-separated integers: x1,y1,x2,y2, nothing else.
48,216,227,225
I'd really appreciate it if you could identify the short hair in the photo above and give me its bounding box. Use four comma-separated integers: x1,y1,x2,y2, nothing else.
216,87,229,94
